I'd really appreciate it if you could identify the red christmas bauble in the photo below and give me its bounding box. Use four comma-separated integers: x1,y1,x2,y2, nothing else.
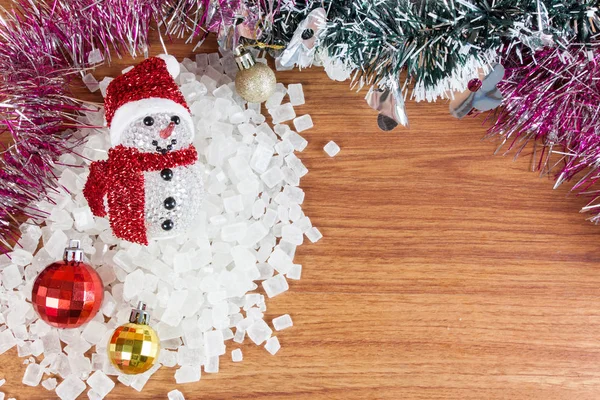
32,259,104,328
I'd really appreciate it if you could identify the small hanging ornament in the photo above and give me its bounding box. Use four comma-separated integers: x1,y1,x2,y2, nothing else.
108,302,160,375
234,46,277,103
277,7,327,68
31,240,103,329
365,78,409,131
449,63,505,119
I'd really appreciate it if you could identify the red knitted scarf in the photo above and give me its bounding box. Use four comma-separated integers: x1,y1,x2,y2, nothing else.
83,144,198,245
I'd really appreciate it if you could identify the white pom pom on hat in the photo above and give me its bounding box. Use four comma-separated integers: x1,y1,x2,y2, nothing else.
157,54,181,79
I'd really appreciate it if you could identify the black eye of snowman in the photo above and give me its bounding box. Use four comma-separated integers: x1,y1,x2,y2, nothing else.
171,115,180,125
144,116,154,126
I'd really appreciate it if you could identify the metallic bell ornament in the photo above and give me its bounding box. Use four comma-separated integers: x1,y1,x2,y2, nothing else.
31,240,104,329
449,63,505,119
365,78,409,131
234,47,276,103
277,7,327,68
108,302,160,375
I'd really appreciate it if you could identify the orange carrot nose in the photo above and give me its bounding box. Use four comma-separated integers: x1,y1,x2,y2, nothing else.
159,122,175,139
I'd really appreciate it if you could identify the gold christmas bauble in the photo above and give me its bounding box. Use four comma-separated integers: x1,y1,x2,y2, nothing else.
108,322,160,374
235,62,276,103
108,303,160,375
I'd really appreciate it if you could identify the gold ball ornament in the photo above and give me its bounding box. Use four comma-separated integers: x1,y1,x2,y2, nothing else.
108,302,160,375
234,47,276,103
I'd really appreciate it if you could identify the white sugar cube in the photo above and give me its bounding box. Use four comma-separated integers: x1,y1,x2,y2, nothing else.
40,330,60,355
260,167,284,189
287,264,302,280
273,314,293,331
168,389,186,400
232,326,245,342
268,248,293,274
208,52,220,66
294,216,312,233
231,349,243,362
82,73,99,92
81,321,107,345
275,139,295,157
173,253,192,274
282,224,304,245
213,84,233,98
262,274,289,298
223,194,244,214
204,356,219,373
252,200,266,219
177,346,203,366
196,53,208,69
288,204,302,221
270,103,296,124
199,75,217,92
324,141,340,157
30,339,44,357
159,350,178,368
293,114,313,132
282,167,300,187
247,102,261,114
45,229,69,259
88,390,103,400
284,131,308,152
238,123,256,136
247,319,273,345
306,227,323,243
182,57,197,72
239,221,269,247
72,206,95,231
250,144,274,174
205,65,223,82
180,72,196,84
285,154,308,177
175,366,201,384
22,362,43,386
56,375,86,400
265,91,285,110
221,222,247,242
87,371,115,398
1,264,22,290
264,336,281,355
287,83,305,106
211,121,233,136
204,330,226,357
123,268,144,300
41,378,57,391
99,77,113,98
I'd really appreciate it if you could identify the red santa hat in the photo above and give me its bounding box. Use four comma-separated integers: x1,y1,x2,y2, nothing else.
104,55,193,146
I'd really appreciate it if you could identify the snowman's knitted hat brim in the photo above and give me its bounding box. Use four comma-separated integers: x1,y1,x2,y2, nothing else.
104,55,193,146
109,98,194,146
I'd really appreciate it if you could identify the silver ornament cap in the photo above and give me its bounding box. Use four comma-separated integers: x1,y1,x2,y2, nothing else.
129,301,151,325
63,239,84,264
234,47,256,71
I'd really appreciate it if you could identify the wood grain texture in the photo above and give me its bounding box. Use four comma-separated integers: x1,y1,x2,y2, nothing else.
1,34,600,400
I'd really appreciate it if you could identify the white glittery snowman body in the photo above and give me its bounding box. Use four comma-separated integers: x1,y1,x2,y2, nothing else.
119,112,204,240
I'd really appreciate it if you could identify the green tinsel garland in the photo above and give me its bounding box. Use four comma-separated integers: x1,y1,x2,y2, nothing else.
266,0,599,99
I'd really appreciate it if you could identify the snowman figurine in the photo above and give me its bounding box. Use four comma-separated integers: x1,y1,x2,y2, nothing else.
84,55,204,245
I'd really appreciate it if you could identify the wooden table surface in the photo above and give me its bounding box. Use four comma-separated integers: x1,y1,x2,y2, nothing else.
1,33,600,400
